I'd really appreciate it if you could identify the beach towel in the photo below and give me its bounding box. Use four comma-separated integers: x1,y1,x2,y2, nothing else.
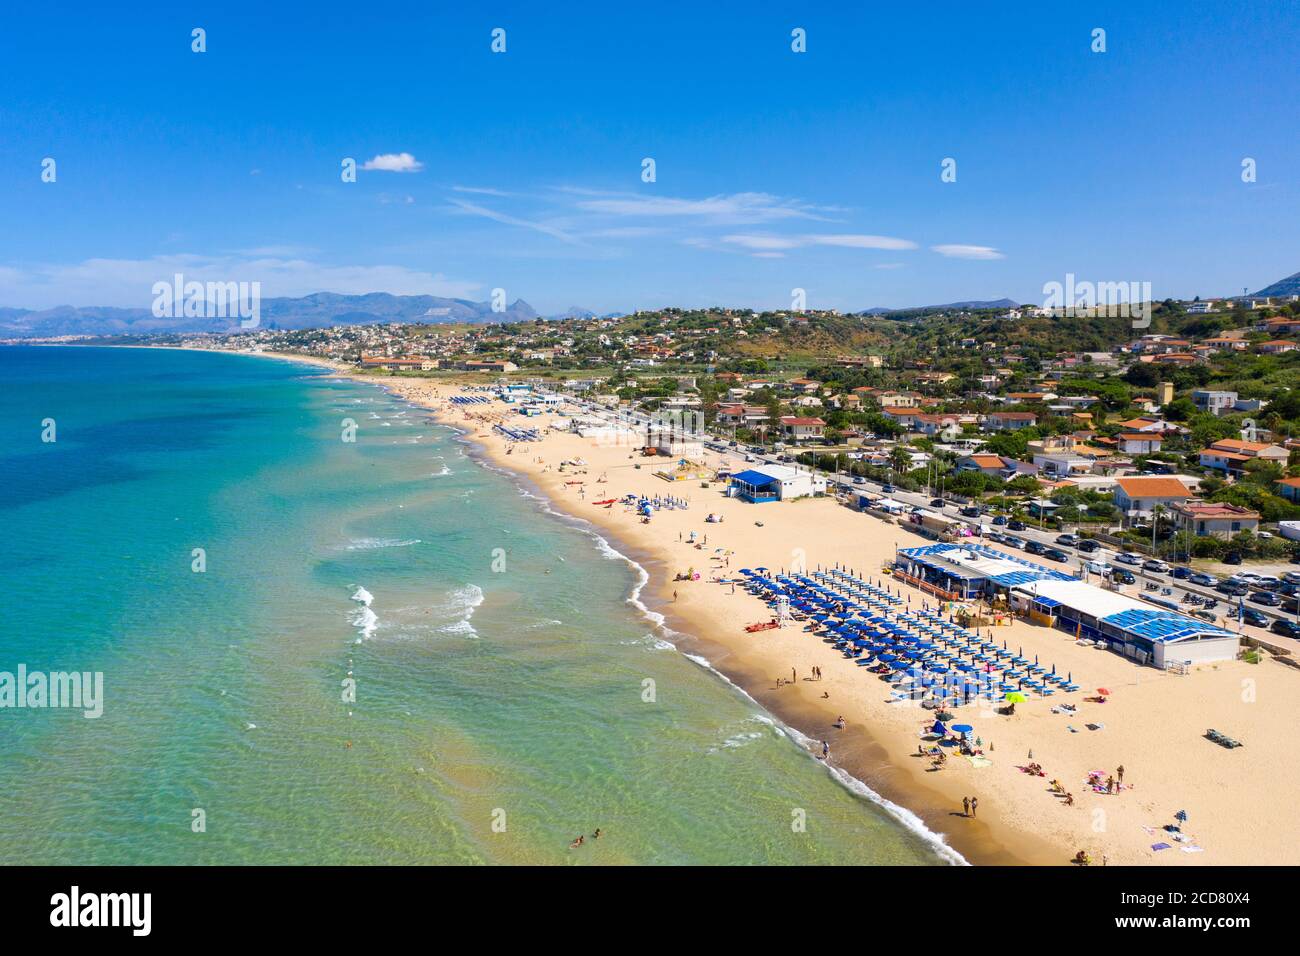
965,756,993,768
1180,846,1205,853
1151,842,1172,851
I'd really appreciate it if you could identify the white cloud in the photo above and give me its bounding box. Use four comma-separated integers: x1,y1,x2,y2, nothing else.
574,191,834,224
0,254,479,309
812,234,916,250
722,234,802,251
361,152,424,173
451,185,515,197
719,233,917,256
447,198,580,244
931,244,1004,260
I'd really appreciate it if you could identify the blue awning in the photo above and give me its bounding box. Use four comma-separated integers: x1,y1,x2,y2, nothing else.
731,469,776,485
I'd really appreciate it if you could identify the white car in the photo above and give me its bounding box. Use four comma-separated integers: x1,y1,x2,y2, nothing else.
1085,561,1112,576
1114,553,1142,566
1231,571,1263,584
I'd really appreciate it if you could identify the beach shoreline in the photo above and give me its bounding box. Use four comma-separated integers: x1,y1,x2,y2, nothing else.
130,346,1300,867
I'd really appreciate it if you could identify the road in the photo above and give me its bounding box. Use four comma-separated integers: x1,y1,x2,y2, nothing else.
559,397,1300,654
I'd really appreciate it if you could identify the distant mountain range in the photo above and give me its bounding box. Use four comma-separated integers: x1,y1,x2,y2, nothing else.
858,298,1019,315
1254,271,1300,298
0,292,540,338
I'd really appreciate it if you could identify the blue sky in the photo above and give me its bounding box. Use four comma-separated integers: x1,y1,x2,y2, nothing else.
1,1,1297,314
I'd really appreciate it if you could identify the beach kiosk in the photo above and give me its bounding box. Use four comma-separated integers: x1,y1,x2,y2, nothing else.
728,465,825,503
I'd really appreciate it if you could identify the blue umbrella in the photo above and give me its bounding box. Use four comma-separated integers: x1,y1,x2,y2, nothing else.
931,721,947,735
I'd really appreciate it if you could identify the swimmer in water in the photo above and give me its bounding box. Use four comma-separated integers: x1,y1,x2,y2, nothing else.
570,835,585,848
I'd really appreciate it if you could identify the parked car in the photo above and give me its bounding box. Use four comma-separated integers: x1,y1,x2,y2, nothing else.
1114,552,1142,566
1024,540,1046,556
852,475,866,484
960,506,981,518
1007,519,1026,531
1003,536,1023,549
992,515,1007,526
881,484,895,493
1282,571,1300,585
1230,571,1262,585
1111,569,1136,585
1171,566,1191,580
1250,590,1281,607
1224,552,1243,565
1189,572,1218,587
1142,560,1170,574
1055,534,1079,547
930,498,945,508
1216,580,1249,597
1254,575,1282,591
1241,608,1270,628
1085,560,1112,575
1044,548,1070,563
1270,619,1300,638
1192,609,1219,622
1077,539,1101,554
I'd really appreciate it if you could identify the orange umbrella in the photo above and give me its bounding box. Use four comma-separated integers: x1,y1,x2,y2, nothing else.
1097,687,1111,695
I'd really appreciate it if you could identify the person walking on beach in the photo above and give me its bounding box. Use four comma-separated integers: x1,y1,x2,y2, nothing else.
821,740,829,760
970,797,978,818
1117,764,1125,784
962,797,970,817
792,667,797,684
673,590,678,602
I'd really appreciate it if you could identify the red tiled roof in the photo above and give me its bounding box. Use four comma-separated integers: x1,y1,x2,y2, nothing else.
1115,477,1192,498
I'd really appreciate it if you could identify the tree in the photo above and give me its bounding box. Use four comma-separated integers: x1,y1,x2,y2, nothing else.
889,446,912,477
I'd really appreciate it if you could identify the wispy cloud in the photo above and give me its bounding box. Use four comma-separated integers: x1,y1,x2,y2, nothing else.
719,233,917,256
572,190,836,224
446,198,580,244
931,244,1004,260
361,152,424,173
451,185,516,197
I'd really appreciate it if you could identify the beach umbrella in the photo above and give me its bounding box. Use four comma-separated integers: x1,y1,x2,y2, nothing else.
1097,687,1111,696
951,724,973,734
1004,692,1027,704
1175,809,1188,823
930,721,947,736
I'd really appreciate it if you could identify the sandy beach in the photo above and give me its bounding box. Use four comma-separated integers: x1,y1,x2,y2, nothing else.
243,352,1300,866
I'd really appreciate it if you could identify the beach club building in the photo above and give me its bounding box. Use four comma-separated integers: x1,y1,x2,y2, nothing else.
728,465,827,503
894,543,1238,668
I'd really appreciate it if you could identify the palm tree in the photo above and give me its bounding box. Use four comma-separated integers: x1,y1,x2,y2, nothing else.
889,445,912,480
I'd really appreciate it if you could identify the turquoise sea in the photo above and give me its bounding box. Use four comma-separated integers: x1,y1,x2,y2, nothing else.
0,346,954,865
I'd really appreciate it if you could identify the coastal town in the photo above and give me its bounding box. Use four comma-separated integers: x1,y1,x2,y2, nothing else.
63,279,1296,868
139,283,1300,586
316,361,1300,869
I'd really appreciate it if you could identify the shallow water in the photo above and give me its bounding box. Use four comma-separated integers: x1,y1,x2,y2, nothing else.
0,346,949,864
